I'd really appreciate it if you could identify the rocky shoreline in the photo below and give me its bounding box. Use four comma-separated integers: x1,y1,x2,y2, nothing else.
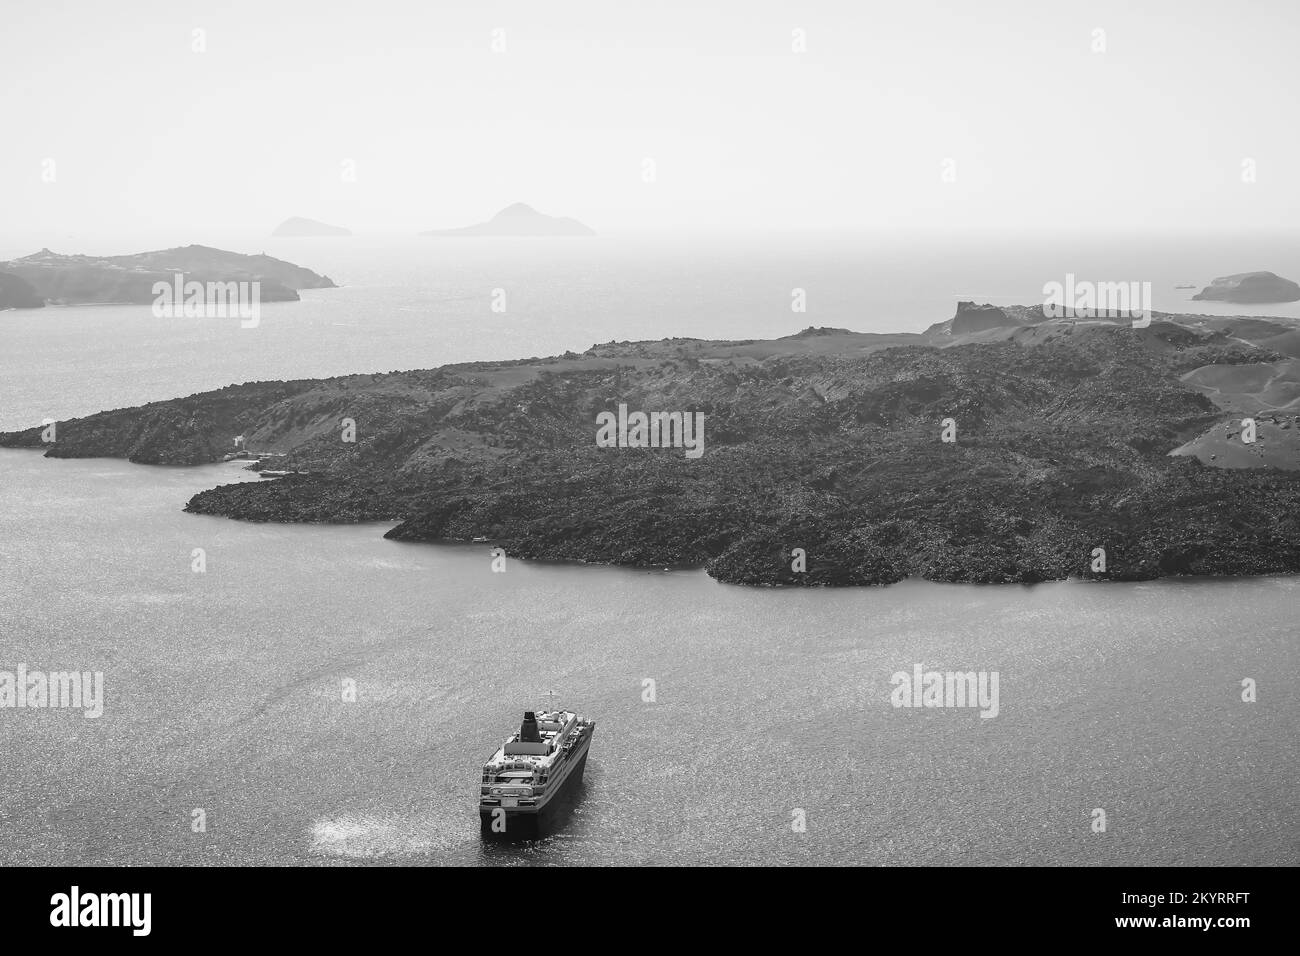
5,307,1300,586
0,245,335,307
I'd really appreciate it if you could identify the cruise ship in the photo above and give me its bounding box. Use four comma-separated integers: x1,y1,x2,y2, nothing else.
479,709,595,835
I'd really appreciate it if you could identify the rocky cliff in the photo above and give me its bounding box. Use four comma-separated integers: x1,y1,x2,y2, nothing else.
924,301,1029,336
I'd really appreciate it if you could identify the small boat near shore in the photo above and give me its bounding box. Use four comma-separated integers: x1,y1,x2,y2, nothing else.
479,708,595,837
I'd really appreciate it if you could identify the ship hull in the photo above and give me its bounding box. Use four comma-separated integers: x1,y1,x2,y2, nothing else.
480,731,592,839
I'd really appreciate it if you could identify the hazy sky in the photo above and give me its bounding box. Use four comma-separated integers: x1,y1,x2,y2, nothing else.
2,0,1298,239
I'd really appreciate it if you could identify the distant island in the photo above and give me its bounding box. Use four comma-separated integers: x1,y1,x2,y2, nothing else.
1193,271,1300,304
5,302,1299,587
272,217,352,237
420,203,595,237
0,245,336,307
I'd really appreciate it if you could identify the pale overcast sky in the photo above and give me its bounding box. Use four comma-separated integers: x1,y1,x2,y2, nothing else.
2,0,1297,238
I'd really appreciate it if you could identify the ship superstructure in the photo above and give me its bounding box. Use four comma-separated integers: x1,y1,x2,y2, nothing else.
479,709,595,832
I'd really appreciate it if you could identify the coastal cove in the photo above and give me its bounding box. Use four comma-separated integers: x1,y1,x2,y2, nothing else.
0,449,1295,866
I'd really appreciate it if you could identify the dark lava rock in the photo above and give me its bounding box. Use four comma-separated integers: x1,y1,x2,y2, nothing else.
925,301,1024,336
7,315,1300,587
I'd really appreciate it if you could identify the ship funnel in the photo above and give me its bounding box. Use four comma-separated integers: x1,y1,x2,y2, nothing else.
519,711,541,743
